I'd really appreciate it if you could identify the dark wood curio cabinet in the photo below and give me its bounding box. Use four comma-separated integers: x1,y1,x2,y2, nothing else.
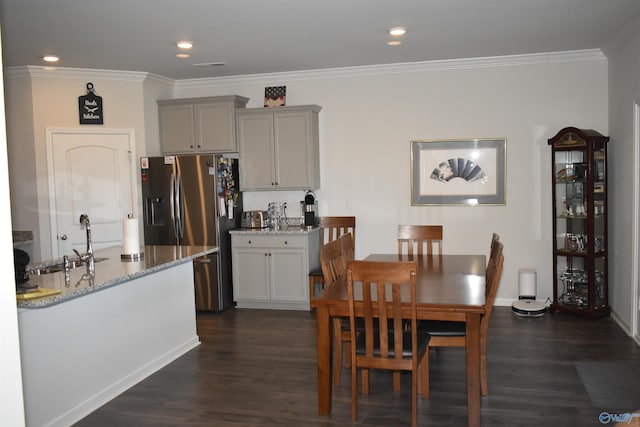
548,127,610,319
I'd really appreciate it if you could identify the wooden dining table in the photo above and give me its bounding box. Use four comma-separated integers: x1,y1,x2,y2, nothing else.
313,253,487,427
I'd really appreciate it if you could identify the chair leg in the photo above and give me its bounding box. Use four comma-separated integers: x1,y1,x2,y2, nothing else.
308,276,323,310
342,330,352,368
308,276,314,305
480,335,488,396
393,371,401,392
411,370,418,427
332,318,343,385
351,360,358,421
420,356,429,399
344,340,352,368
362,368,370,395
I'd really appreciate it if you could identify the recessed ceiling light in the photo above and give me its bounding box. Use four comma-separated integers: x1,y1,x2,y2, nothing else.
387,41,402,46
176,53,190,58
177,41,193,49
43,55,59,63
388,27,407,36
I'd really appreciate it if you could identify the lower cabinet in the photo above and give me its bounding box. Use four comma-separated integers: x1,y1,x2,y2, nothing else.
231,229,320,310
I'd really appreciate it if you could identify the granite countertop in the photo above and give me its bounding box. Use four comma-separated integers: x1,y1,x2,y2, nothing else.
17,245,218,309
230,226,319,235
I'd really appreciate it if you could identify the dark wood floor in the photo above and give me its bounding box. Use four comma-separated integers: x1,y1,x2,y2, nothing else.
75,307,640,427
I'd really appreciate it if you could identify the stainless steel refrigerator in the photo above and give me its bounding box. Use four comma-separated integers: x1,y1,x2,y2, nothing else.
140,154,241,312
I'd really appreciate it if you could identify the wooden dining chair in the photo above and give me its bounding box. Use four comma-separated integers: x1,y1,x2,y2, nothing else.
419,241,504,397
309,216,356,305
347,260,430,427
397,225,443,256
319,238,350,385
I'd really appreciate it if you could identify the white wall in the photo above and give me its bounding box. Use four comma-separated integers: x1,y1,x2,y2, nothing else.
0,31,26,426
606,15,640,336
172,54,608,306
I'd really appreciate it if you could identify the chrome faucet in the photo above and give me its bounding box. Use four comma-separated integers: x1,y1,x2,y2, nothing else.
75,213,94,264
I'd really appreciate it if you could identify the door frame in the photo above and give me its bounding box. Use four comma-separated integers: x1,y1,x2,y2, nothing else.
45,128,138,258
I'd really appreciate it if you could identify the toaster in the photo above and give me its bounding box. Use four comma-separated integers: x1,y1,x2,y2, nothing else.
241,211,268,228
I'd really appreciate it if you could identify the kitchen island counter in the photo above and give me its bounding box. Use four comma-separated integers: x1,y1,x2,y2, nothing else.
17,245,214,427
19,245,218,309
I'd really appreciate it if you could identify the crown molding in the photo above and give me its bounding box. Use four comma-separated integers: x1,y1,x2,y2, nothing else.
4,49,605,90
3,66,173,86
175,49,606,91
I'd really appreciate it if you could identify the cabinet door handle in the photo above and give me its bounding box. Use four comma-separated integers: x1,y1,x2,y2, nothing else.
284,241,288,245
248,240,252,244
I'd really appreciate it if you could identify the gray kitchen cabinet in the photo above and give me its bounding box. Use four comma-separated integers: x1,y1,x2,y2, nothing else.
230,229,320,310
236,105,322,190
158,95,249,154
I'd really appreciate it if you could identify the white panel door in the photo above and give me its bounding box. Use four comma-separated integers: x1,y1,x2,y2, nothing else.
47,129,136,258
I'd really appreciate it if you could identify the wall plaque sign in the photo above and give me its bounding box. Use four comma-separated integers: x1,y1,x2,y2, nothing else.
78,82,104,125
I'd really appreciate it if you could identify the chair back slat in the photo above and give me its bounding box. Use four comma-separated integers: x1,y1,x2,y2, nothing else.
397,225,443,256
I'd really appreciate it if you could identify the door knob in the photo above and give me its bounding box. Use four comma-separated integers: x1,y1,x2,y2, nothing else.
59,234,68,240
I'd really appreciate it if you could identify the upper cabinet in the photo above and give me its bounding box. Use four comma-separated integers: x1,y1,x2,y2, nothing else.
158,95,249,154
237,105,322,191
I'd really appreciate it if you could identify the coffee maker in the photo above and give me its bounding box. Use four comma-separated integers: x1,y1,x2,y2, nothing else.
303,190,317,227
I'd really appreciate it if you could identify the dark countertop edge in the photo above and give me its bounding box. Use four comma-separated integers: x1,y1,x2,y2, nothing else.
17,245,218,310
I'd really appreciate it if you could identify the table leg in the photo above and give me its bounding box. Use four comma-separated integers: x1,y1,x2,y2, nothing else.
465,313,481,427
316,306,332,416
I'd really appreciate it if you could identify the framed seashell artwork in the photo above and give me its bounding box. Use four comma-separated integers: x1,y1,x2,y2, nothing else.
410,138,506,205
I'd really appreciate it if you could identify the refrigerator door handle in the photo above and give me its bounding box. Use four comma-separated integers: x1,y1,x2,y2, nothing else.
176,173,185,238
170,173,178,238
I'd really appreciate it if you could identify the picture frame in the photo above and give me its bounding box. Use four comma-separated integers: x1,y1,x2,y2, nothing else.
410,138,506,206
264,86,286,107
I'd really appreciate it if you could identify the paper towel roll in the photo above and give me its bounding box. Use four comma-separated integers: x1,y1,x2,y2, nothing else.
123,217,140,255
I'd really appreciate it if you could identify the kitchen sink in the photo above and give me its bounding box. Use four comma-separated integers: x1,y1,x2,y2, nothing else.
29,257,109,275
